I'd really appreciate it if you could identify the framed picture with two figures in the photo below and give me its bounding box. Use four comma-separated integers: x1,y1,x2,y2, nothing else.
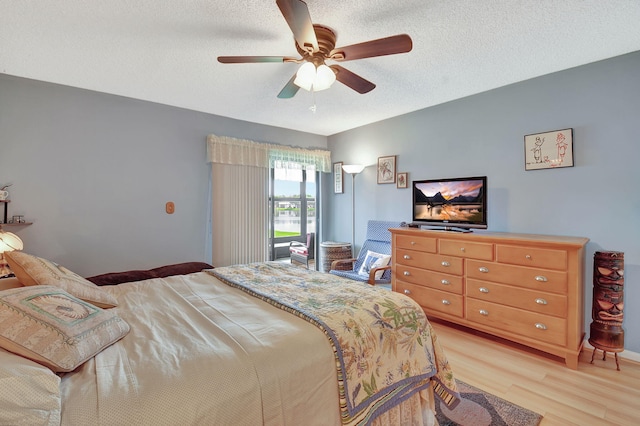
524,128,573,171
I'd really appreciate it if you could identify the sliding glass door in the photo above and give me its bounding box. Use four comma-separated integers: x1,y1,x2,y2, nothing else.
269,166,316,260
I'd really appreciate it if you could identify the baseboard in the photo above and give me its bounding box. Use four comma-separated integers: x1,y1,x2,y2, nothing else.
583,341,640,363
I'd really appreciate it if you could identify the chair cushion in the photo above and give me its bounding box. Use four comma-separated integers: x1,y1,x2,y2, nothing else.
289,246,309,256
330,269,391,285
357,250,391,279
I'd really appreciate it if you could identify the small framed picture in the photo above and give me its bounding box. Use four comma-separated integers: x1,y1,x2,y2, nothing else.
396,172,408,188
333,161,344,193
524,128,573,170
377,155,396,184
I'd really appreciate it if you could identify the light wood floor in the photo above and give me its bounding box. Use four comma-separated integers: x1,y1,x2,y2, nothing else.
430,320,640,425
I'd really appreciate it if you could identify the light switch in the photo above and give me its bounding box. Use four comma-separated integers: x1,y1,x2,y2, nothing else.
165,201,175,214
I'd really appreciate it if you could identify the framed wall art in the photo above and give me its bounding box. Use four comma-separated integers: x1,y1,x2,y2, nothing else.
333,161,344,193
377,155,396,184
396,172,408,189
524,128,573,171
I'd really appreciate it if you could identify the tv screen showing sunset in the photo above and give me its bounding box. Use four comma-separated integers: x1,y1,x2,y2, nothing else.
414,179,484,223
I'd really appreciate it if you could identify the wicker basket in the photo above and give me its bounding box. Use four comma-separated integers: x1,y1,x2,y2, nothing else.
320,242,352,272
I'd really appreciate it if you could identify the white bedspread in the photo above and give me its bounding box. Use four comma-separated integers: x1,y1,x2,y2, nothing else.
59,271,341,425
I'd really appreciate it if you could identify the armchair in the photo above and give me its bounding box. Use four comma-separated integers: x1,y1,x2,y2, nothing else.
329,220,403,288
289,232,315,269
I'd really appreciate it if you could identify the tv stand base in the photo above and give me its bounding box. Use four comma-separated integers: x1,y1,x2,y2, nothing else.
407,223,473,233
443,226,473,233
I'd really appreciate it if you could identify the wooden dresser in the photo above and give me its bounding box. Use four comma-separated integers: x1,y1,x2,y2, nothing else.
390,228,589,369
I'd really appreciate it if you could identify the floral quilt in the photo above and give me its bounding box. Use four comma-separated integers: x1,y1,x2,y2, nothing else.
209,262,459,425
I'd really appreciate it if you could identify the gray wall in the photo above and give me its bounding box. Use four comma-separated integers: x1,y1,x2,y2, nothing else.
1,51,638,354
327,51,640,353
0,74,326,277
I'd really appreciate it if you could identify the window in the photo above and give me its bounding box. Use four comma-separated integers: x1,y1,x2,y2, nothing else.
207,134,329,266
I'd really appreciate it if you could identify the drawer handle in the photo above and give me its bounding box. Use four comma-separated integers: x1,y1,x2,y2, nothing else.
403,271,410,276
479,309,489,316
441,279,450,285
479,287,489,293
441,261,450,267
410,241,416,245
535,298,548,305
403,254,411,260
535,323,547,330
525,254,532,260
442,299,451,305
478,266,489,273
403,289,411,295
460,247,465,252
535,275,548,282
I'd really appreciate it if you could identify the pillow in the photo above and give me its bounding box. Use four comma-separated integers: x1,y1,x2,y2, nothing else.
5,251,118,308
0,347,61,425
0,285,130,372
86,261,214,286
358,250,391,280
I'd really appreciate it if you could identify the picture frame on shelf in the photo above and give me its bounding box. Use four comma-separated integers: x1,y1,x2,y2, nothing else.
333,161,344,194
396,172,408,188
377,155,396,184
524,128,574,171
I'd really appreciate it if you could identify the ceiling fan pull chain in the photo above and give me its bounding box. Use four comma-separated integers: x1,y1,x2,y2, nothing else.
309,90,317,113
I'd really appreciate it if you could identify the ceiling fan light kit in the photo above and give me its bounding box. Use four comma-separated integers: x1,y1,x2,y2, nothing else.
294,62,336,92
217,0,412,99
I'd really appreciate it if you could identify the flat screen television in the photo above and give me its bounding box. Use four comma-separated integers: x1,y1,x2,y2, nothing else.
412,176,487,232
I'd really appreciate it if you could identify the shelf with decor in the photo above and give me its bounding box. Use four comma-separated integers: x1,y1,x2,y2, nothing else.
0,200,33,228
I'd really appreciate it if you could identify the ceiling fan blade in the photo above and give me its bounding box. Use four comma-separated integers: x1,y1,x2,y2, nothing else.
330,65,375,94
330,34,413,61
218,56,297,64
277,73,301,99
276,0,318,53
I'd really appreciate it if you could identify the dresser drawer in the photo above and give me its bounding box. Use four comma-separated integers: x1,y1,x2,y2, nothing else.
466,279,567,318
496,245,567,271
395,234,437,253
396,249,464,275
439,239,494,260
466,299,566,346
466,260,567,294
396,281,464,318
396,264,463,294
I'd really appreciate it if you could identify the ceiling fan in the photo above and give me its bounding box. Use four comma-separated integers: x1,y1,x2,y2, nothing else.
217,0,413,99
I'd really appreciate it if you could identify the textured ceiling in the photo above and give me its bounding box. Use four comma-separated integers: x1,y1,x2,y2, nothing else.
2,1,640,136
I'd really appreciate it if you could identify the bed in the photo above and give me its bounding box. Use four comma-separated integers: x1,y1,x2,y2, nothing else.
0,252,459,426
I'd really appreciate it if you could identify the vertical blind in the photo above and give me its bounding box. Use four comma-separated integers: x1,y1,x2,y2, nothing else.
206,135,331,266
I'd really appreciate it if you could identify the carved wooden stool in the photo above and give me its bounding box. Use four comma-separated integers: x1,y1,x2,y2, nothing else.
588,251,624,370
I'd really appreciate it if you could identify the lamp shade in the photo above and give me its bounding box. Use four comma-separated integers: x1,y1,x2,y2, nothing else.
294,62,316,91
0,230,23,252
294,62,336,92
342,164,365,175
313,64,336,91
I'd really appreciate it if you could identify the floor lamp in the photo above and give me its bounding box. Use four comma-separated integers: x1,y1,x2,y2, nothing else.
342,164,365,256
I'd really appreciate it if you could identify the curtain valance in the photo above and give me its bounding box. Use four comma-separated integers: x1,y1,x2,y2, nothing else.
207,134,331,172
